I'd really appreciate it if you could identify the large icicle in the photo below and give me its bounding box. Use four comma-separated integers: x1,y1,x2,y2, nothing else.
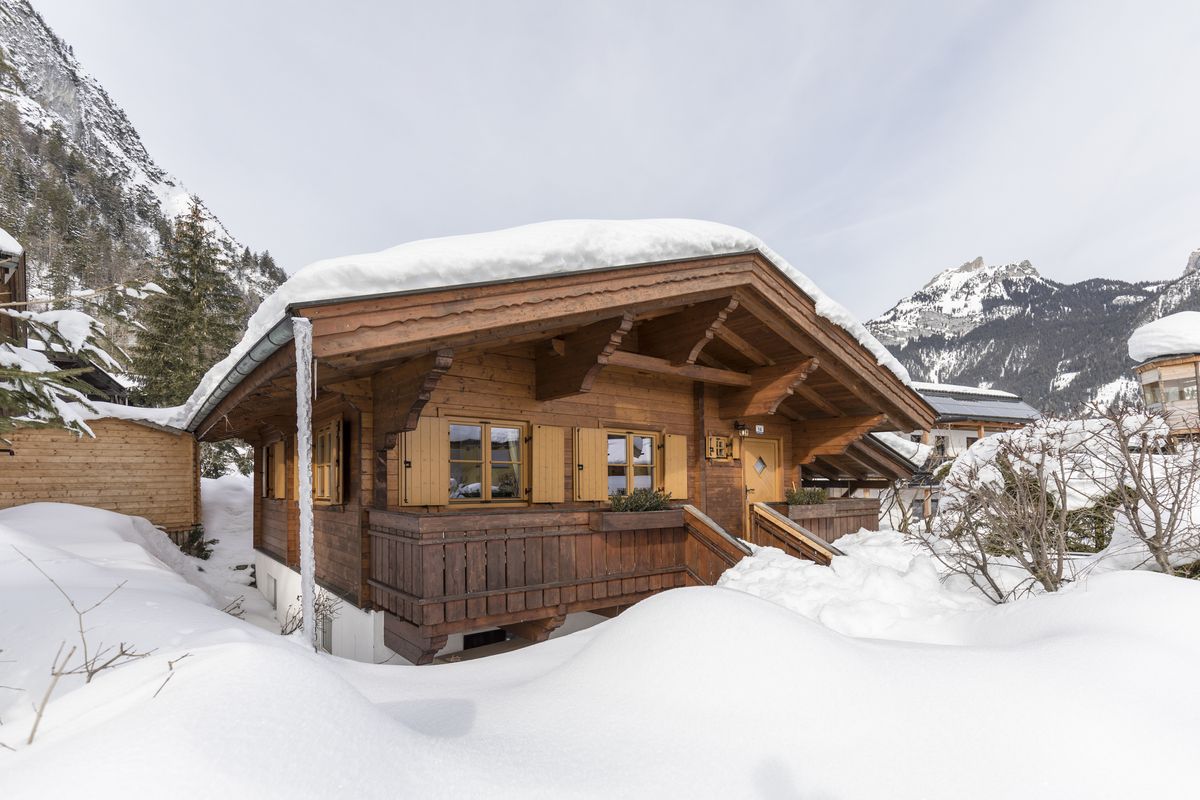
292,316,317,650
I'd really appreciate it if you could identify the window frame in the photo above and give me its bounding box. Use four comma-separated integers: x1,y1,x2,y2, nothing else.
447,417,529,505
605,429,660,497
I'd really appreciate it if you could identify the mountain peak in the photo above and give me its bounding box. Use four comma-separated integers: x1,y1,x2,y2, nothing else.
1185,249,1200,275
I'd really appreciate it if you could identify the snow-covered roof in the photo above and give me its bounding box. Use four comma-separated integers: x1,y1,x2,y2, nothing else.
0,226,22,257
870,432,933,469
913,382,1039,425
911,381,1019,399
1128,311,1200,363
179,219,911,430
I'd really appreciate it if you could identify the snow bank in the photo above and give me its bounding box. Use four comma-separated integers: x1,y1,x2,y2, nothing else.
177,219,911,429
5,502,1200,798
719,532,988,639
0,225,21,256
1128,310,1200,362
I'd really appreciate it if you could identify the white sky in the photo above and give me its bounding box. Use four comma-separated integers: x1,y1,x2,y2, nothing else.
30,0,1200,318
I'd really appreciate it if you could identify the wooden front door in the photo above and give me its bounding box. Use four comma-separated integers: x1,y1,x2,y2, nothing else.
741,437,782,533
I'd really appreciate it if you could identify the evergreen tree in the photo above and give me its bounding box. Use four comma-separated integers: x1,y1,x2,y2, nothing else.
257,250,286,286
131,198,244,406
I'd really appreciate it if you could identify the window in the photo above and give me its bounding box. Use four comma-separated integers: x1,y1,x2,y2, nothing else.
607,431,657,496
262,573,277,610
319,614,333,653
934,435,948,457
966,436,979,449
449,419,526,502
312,417,342,505
264,440,286,500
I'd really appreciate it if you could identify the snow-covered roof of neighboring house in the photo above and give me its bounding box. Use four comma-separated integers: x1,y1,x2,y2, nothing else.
0,226,21,257
179,219,911,430
72,401,187,432
870,432,933,469
914,382,1040,425
1128,311,1200,364
910,381,1018,399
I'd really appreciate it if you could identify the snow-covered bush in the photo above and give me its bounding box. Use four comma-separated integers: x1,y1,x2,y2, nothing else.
917,403,1200,602
0,307,123,446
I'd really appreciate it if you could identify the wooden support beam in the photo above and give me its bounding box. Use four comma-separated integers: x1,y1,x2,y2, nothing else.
637,296,740,365
719,357,819,418
373,349,454,449
536,313,634,400
791,382,844,417
792,414,886,464
502,614,566,643
383,615,447,666
606,350,752,387
713,324,773,367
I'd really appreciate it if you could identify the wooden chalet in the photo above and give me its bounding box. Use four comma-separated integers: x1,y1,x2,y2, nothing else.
188,223,936,663
0,229,25,343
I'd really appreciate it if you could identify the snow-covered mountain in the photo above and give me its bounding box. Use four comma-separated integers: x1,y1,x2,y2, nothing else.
0,0,280,299
868,253,1200,413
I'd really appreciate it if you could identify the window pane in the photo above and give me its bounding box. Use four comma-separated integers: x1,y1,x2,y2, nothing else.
491,426,522,463
631,435,654,465
633,465,654,490
607,466,627,495
450,462,482,498
607,434,627,465
491,464,521,498
450,424,483,461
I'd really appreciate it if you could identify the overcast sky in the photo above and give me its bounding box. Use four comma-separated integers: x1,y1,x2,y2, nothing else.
31,0,1200,318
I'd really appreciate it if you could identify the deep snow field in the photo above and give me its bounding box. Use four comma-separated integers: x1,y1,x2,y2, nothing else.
2,477,1199,798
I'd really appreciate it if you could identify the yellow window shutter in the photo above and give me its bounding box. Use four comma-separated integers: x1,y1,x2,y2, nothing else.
272,441,287,500
531,425,565,503
662,433,688,499
331,418,343,505
402,416,449,506
574,427,608,501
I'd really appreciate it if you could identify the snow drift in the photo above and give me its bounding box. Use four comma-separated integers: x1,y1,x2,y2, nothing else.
4,501,1200,798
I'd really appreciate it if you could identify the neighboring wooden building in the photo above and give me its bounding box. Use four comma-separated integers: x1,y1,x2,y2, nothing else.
1129,312,1200,436
0,412,201,533
0,229,26,344
187,221,936,663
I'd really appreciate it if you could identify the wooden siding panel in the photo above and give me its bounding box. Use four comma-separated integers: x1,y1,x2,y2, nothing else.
0,419,200,533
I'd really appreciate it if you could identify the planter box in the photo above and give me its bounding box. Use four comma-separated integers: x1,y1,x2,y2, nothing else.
589,508,685,532
785,498,881,542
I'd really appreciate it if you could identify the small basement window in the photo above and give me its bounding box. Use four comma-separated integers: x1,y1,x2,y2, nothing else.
319,614,333,653
463,629,508,651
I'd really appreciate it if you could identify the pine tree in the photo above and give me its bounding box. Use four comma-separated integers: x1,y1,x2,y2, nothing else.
257,250,286,286
131,198,244,406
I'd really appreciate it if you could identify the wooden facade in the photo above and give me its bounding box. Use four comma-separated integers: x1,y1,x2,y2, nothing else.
0,249,25,344
0,417,201,533
199,250,935,662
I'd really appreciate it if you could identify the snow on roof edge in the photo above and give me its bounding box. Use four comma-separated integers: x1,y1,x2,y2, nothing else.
177,219,912,430
1128,311,1200,363
0,226,22,256
911,381,1020,400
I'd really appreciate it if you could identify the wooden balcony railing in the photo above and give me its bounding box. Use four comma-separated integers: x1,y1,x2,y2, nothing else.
366,504,751,664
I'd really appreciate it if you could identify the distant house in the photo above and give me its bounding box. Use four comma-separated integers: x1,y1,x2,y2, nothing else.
181,220,936,664
885,382,1040,524
0,405,201,534
1129,311,1200,436
0,228,193,532
0,227,26,344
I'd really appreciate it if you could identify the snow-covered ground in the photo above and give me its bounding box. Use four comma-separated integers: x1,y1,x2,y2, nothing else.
2,492,1199,797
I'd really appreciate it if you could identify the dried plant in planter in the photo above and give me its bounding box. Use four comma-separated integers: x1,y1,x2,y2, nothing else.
785,485,827,505
608,488,673,512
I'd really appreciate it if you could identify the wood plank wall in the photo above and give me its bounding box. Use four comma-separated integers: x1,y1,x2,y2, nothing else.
0,418,200,532
367,508,692,637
